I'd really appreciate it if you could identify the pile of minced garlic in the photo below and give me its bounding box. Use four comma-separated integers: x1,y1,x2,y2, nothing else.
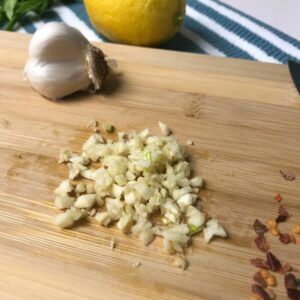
54,121,226,269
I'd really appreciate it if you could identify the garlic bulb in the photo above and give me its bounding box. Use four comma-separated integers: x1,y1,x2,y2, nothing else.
24,22,109,100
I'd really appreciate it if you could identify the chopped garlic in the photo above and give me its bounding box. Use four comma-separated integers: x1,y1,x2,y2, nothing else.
173,257,188,270
203,219,227,243
117,214,132,232
139,229,154,246
86,182,95,194
132,261,141,269
55,195,75,209
190,176,203,188
58,148,72,163
68,162,87,180
74,194,96,208
69,153,90,166
173,186,192,201
54,122,226,269
186,140,193,146
110,238,116,250
118,132,126,140
54,179,73,195
139,128,150,139
89,208,97,217
55,212,74,228
186,206,205,227
95,212,111,226
55,208,82,228
75,182,86,194
112,184,124,198
158,121,170,136
87,119,99,132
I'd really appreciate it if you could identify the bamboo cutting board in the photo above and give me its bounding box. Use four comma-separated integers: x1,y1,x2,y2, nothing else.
0,31,299,300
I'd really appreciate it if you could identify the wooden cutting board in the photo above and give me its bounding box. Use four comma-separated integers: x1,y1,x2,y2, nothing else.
0,31,299,300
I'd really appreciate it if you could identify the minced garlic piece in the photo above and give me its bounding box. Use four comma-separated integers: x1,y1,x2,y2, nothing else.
158,121,170,136
173,257,188,270
110,238,116,250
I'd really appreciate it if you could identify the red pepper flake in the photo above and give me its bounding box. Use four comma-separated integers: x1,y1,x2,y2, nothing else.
280,170,296,181
285,273,300,300
278,205,291,218
255,235,269,253
285,273,297,289
253,272,267,287
274,193,283,202
279,233,294,245
280,263,293,274
276,214,288,223
253,219,268,235
252,284,271,300
266,251,281,272
251,258,270,269
286,289,300,300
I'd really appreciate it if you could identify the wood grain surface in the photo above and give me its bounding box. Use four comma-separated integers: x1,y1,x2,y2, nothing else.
0,31,299,300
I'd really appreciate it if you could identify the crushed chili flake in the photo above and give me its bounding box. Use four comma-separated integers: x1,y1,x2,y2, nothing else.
280,170,296,181
276,215,288,223
280,263,293,275
251,258,270,269
285,273,297,289
285,274,300,300
286,289,300,300
266,252,281,272
253,219,268,235
274,193,283,202
278,205,291,218
279,233,294,245
253,272,267,288
255,235,270,253
252,284,271,300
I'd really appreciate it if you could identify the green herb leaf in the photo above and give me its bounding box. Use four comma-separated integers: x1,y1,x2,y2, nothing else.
188,224,204,236
145,151,152,161
4,0,52,30
4,0,17,20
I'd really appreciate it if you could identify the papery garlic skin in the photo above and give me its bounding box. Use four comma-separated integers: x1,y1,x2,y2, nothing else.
24,22,109,100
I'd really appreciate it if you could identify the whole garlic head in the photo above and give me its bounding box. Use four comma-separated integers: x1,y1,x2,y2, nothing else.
24,22,109,100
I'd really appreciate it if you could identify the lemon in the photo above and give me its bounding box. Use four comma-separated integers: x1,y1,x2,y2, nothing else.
84,0,186,46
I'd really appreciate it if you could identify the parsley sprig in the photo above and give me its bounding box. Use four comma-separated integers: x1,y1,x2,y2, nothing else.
0,0,52,30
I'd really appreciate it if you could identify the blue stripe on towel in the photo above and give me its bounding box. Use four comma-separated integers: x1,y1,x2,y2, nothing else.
185,15,253,59
162,32,206,54
61,0,109,41
188,0,298,63
19,17,36,33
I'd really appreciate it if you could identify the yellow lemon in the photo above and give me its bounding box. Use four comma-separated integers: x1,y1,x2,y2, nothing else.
84,0,186,46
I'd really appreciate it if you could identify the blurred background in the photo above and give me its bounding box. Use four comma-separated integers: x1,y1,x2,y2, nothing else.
1,0,299,64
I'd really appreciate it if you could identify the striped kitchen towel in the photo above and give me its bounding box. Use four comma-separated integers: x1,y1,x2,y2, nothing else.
15,0,300,64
